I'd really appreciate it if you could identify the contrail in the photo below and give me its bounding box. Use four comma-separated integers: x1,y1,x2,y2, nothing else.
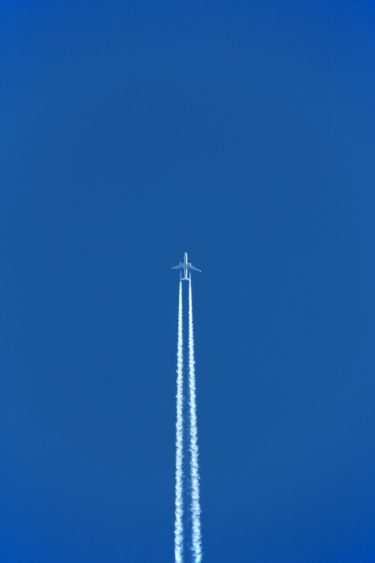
188,279,202,563
174,281,184,563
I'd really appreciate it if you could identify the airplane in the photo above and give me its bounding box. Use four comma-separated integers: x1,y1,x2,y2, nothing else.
172,252,201,281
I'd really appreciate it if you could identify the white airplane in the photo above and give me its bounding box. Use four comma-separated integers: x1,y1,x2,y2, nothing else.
172,252,201,281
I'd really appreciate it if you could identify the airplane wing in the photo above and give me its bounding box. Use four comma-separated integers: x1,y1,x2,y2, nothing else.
171,263,183,270
190,264,201,272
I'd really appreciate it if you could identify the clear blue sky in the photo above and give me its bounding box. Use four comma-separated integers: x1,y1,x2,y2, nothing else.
1,1,375,562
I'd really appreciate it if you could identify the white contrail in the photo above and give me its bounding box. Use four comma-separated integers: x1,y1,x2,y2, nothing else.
174,281,184,563
188,279,202,563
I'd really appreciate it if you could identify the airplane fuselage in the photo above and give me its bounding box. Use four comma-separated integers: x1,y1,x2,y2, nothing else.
182,252,190,280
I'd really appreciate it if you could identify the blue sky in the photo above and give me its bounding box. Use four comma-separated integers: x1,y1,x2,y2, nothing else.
1,1,375,562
